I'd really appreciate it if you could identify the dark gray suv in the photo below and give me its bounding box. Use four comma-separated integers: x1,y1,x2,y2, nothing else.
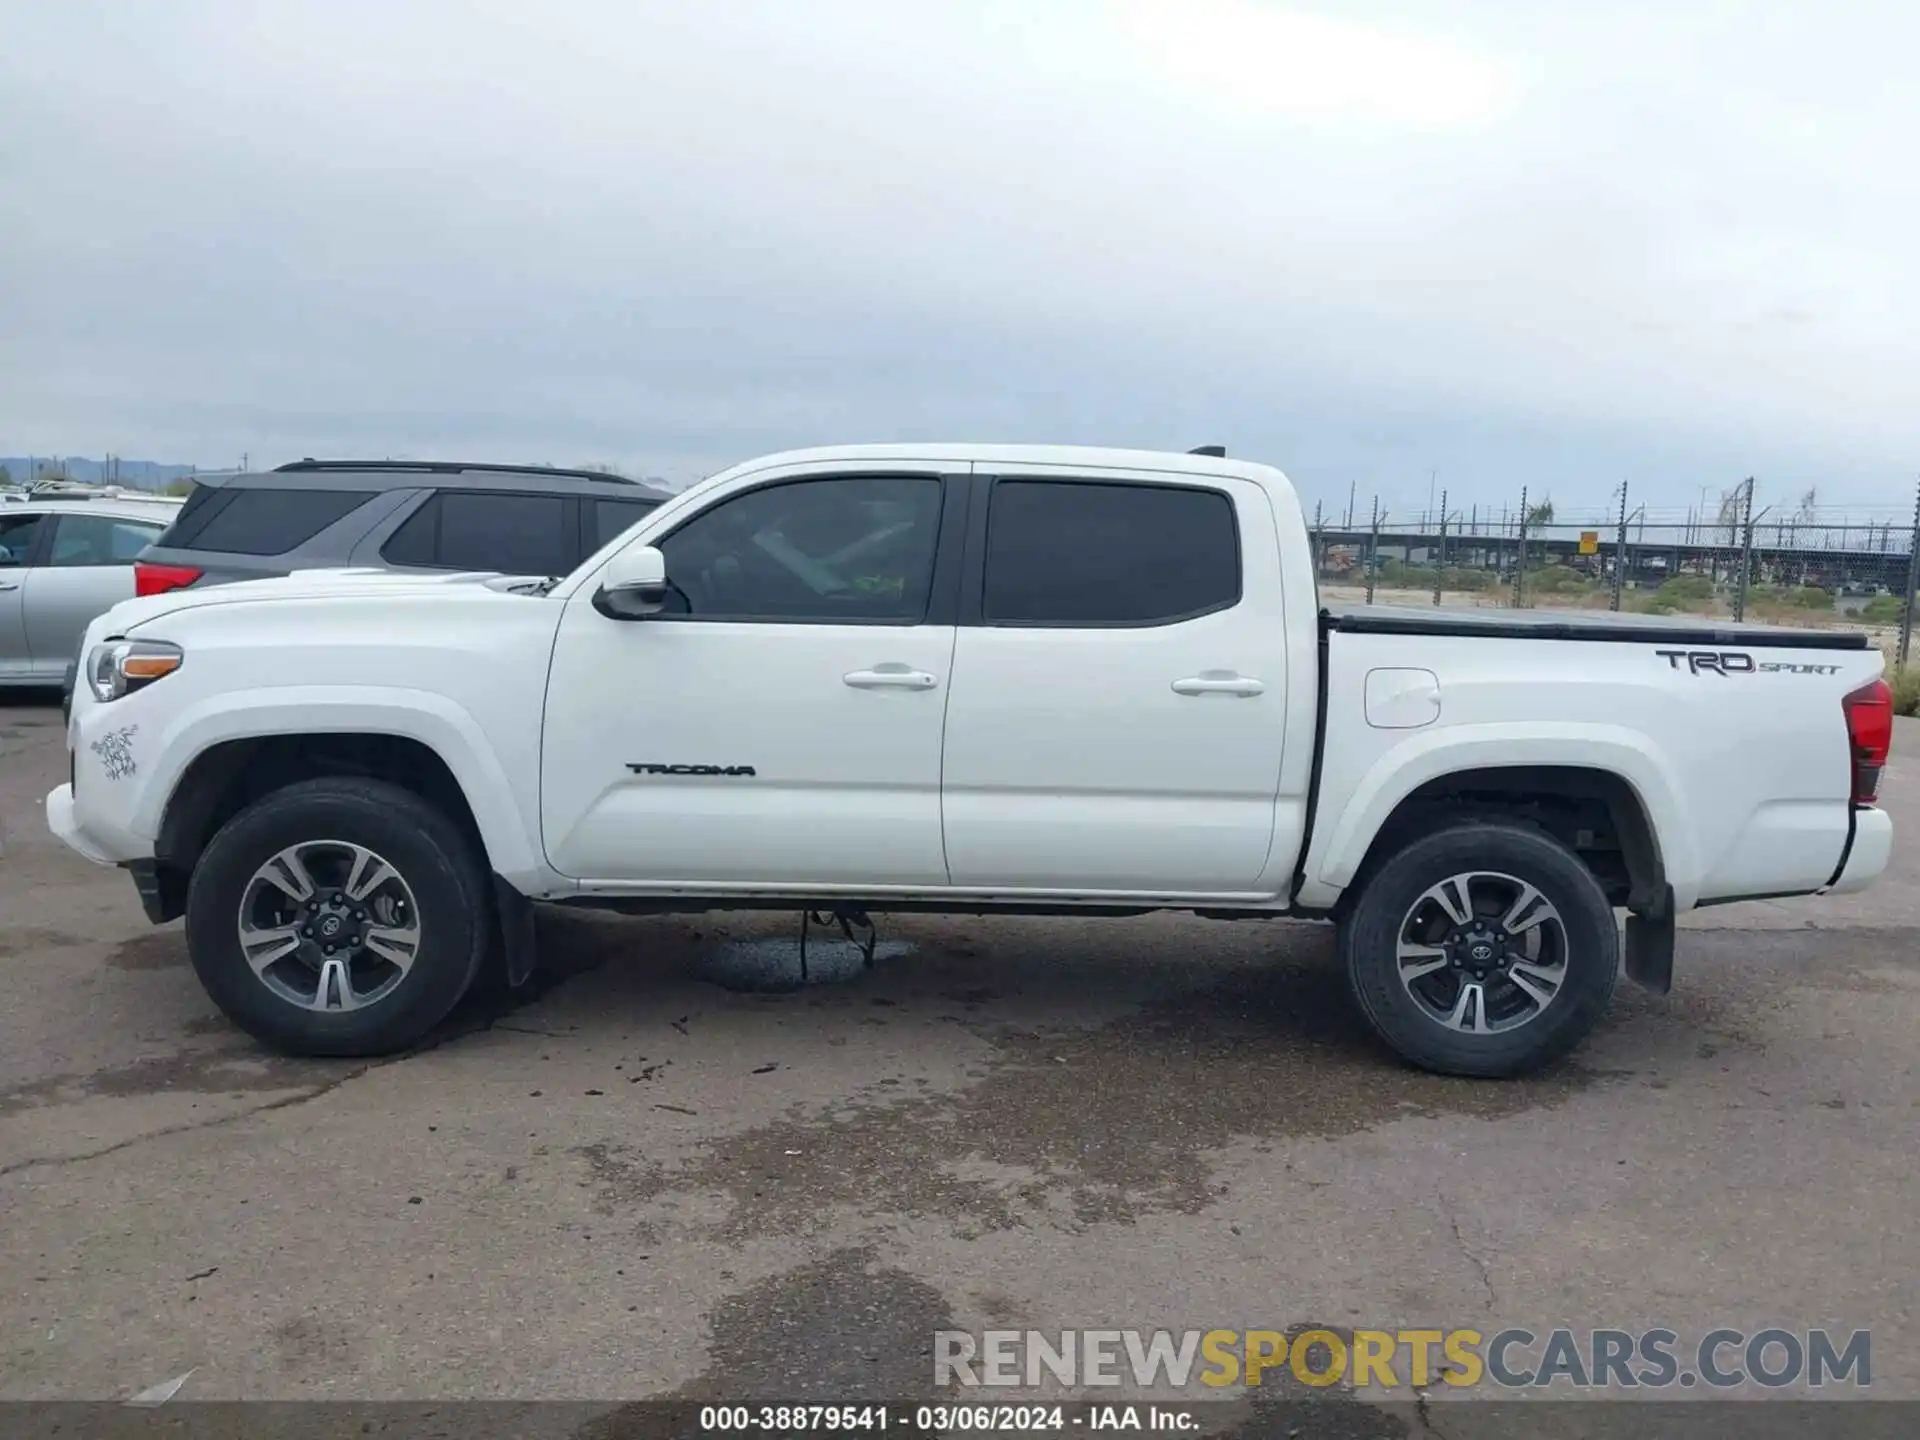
62,461,672,718
132,460,673,600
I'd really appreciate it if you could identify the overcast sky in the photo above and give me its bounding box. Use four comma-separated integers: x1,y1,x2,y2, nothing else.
4,0,1916,519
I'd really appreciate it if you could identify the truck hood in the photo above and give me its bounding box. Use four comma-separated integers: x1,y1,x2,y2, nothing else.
104,567,553,633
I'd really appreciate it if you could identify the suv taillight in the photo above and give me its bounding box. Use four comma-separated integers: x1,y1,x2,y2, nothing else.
134,562,202,597
1842,678,1893,807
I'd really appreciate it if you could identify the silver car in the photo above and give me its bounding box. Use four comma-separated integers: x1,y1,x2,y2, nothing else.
0,494,185,689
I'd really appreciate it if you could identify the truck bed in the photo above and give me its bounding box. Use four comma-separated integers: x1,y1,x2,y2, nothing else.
1322,602,1873,650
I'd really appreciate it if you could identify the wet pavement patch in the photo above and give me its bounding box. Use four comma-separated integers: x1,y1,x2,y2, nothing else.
577,1248,957,1432
0,1046,343,1116
105,932,189,970
698,935,918,993
0,926,90,960
577,958,1605,1241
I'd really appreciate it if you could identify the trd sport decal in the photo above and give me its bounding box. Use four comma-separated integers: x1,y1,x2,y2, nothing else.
626,763,758,777
1656,650,1842,676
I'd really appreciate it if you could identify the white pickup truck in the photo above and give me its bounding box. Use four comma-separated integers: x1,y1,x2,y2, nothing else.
46,445,1894,1076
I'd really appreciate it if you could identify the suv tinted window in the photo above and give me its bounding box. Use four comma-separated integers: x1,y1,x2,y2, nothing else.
163,482,223,536
593,497,660,549
166,488,374,555
48,514,166,567
0,513,45,566
382,492,573,575
658,477,942,622
982,480,1240,626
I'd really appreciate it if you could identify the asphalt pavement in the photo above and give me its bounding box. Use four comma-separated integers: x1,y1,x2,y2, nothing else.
1,695,1915,1431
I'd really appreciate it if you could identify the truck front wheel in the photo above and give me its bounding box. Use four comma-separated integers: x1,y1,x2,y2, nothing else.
184,777,491,1057
1341,821,1620,1078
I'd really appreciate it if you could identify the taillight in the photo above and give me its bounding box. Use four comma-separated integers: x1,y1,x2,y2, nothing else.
1842,678,1893,807
134,562,202,597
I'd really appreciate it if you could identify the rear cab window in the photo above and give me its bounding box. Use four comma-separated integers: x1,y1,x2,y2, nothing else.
156,486,375,556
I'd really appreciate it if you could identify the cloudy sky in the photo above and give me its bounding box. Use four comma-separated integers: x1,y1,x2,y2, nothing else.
4,0,1916,520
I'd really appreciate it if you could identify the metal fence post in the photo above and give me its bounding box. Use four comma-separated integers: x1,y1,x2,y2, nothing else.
1900,478,1920,672
1433,489,1447,606
1512,486,1529,608
1365,496,1381,605
1734,477,1756,623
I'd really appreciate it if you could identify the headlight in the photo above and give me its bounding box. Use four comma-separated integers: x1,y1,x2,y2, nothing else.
87,639,183,702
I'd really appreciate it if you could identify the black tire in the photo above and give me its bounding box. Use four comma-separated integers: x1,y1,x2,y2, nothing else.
1342,821,1619,1078
185,777,491,1057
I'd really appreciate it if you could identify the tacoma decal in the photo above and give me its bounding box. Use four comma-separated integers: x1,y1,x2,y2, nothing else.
626,763,757,777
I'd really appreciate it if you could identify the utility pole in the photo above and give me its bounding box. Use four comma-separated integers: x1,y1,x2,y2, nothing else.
1611,481,1629,612
1366,497,1381,605
1345,480,1356,530
1433,489,1448,606
1900,477,1920,672
1513,486,1529,608
1734,478,1759,622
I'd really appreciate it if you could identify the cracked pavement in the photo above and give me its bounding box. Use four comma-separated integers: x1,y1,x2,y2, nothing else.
2,696,1917,1427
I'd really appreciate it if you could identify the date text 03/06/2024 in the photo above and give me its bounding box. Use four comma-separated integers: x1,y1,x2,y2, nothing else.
698,1405,1195,1432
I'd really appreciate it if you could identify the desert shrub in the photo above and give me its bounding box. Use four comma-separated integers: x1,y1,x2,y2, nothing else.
1893,666,1920,718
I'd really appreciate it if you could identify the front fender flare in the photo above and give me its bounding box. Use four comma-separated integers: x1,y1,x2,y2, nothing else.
136,685,545,881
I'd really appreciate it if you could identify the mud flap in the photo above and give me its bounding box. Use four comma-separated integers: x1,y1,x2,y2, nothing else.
1623,884,1674,994
494,876,539,988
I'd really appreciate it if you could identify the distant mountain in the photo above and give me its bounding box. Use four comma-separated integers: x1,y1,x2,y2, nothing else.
0,456,206,490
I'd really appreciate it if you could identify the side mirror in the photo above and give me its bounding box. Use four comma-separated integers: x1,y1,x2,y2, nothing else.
592,545,669,620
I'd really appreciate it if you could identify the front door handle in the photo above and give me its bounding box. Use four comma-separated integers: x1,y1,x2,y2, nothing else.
1172,674,1265,697
844,665,939,691
0,581,19,592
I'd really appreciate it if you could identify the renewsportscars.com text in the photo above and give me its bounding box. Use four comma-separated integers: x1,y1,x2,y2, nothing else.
934,1327,1871,1391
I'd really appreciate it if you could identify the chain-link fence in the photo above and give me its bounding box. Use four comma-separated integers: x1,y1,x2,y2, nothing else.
1307,480,1920,704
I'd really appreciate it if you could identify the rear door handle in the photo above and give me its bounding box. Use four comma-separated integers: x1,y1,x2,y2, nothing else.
1172,674,1265,697
844,665,939,691
0,581,18,592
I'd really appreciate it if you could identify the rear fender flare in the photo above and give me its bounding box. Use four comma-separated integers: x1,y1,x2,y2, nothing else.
1311,723,1699,909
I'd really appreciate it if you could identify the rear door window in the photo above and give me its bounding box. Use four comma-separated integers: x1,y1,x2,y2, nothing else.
380,492,574,576
0,512,46,567
981,479,1241,626
46,515,167,567
161,487,374,555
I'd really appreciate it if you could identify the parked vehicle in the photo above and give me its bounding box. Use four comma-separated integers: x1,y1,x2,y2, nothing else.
132,460,672,600
50,460,671,717
0,493,184,690
46,445,1893,1076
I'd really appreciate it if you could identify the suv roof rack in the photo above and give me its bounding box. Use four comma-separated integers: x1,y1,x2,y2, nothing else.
273,459,642,485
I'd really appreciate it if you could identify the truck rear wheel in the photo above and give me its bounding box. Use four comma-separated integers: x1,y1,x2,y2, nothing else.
1341,821,1619,1078
184,777,490,1057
